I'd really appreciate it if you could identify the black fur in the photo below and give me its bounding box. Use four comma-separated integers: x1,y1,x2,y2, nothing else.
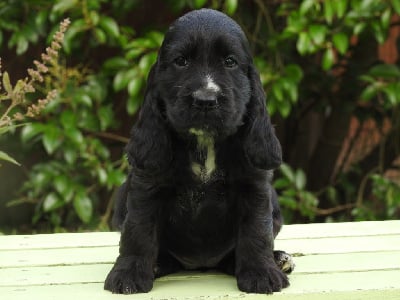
105,9,289,295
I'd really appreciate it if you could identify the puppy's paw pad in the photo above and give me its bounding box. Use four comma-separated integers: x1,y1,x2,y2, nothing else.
237,267,289,294
274,250,295,274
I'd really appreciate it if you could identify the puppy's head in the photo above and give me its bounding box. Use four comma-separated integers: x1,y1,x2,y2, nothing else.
130,9,282,172
153,9,253,139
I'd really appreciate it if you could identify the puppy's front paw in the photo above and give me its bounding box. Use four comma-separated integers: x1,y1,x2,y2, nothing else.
236,266,289,294
274,250,295,274
104,257,154,294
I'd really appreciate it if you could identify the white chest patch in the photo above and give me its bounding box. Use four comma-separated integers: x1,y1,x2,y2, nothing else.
189,128,216,182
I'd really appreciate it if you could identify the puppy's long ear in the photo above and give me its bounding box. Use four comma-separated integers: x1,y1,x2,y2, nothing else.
126,65,172,173
243,65,282,170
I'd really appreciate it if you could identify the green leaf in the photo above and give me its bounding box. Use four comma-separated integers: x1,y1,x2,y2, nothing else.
371,20,386,44
381,8,391,30
324,0,334,24
266,100,276,116
43,126,62,154
74,93,92,107
43,193,62,212
21,123,45,143
125,48,144,60
127,95,141,115
16,35,28,55
285,64,304,82
106,169,126,188
73,192,93,223
52,0,78,14
103,57,130,70
138,53,157,75
368,64,400,78
98,105,114,130
285,81,298,103
66,128,84,145
93,28,106,44
353,22,366,35
333,0,348,18
64,146,78,165
279,100,291,117
274,177,290,189
393,0,400,15
89,10,99,26
113,69,138,91
322,48,335,70
294,169,306,190
60,110,76,130
309,24,327,46
63,19,87,54
0,151,20,166
360,85,378,101
224,0,238,15
147,31,164,47
359,75,375,83
99,16,120,38
326,186,338,202
297,32,312,55
54,176,68,196
300,0,316,14
194,0,207,8
383,82,400,105
272,81,284,102
286,11,306,33
2,71,12,94
127,38,155,49
279,195,298,209
332,32,349,54
280,163,295,182
0,123,25,135
97,168,107,184
128,77,143,97
282,188,297,197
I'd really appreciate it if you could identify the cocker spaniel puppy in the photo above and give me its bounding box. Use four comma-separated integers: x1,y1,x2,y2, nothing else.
105,8,294,295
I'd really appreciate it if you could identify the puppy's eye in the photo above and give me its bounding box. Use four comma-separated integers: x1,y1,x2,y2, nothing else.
174,56,189,67
224,56,237,68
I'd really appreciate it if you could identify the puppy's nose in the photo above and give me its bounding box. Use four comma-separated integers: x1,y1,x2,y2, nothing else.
192,89,219,109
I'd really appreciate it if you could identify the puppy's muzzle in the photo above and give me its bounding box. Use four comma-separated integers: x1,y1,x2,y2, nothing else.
192,88,219,109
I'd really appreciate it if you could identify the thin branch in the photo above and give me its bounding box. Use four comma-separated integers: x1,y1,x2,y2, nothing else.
86,130,129,144
314,203,355,216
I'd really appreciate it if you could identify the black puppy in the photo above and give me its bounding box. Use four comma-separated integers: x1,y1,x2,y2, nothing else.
105,9,293,295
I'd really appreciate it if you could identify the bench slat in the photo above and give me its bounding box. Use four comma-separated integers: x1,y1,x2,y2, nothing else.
1,221,399,250
0,234,399,268
0,270,399,300
1,251,399,287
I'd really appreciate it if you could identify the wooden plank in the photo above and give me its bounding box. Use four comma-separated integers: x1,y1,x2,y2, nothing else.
278,220,400,239
0,270,399,300
0,246,118,268
1,235,399,268
1,221,398,251
0,232,120,251
1,251,399,287
275,234,400,254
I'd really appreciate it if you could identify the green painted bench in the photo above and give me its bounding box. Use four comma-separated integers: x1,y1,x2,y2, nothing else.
1,221,399,299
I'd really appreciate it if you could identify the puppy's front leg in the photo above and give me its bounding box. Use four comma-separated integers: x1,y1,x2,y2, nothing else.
104,191,160,294
235,191,289,294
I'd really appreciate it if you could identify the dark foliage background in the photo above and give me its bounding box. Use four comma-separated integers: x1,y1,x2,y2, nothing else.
1,0,399,233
